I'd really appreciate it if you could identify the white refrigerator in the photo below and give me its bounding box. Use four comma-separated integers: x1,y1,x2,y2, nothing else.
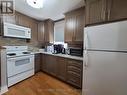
82,21,127,95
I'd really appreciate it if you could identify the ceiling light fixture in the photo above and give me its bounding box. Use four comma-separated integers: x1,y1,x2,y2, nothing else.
26,0,44,9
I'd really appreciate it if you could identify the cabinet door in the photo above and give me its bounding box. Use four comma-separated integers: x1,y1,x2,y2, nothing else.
35,54,41,73
18,14,30,27
44,20,54,43
47,55,57,76
75,14,84,42
65,16,75,42
57,57,67,81
85,0,106,25
30,20,38,43
67,59,83,88
41,54,48,72
65,7,85,43
48,20,54,43
107,0,127,21
38,22,45,42
42,54,57,76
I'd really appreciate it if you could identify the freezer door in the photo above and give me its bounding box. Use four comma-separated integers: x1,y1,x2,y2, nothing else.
82,51,127,95
84,21,127,51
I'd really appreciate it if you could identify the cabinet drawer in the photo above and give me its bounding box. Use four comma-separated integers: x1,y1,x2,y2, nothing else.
68,60,82,68
67,66,81,74
67,71,81,88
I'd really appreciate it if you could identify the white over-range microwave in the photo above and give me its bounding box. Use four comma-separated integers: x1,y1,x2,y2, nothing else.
3,22,31,39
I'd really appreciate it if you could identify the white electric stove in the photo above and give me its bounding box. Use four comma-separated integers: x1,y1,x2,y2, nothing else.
3,46,35,87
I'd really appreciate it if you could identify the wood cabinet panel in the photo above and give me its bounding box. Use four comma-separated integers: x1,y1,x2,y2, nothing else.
30,20,38,42
17,13,31,28
75,14,84,42
35,54,41,73
107,0,127,21
67,71,82,88
85,0,106,25
38,22,45,42
85,0,127,25
57,57,67,81
41,54,83,88
47,55,57,76
38,19,54,43
44,20,54,43
65,7,85,44
42,54,57,76
41,54,47,72
65,16,75,42
67,59,83,88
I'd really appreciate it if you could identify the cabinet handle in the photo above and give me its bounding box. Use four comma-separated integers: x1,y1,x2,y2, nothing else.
70,78,77,82
84,50,88,67
84,30,88,50
101,10,103,21
84,30,88,67
103,10,106,21
108,9,111,21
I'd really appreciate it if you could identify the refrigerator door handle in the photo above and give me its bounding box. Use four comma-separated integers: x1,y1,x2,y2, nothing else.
84,50,88,67
84,31,88,50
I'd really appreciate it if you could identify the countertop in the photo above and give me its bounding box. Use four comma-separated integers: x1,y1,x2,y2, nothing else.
0,46,6,50
32,51,83,61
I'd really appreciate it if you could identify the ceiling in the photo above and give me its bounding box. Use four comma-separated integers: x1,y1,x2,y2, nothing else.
15,0,85,21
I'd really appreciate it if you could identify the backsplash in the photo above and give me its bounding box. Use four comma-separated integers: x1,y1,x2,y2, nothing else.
0,36,40,51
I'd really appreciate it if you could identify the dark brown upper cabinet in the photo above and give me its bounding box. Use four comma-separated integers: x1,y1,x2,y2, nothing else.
85,0,127,25
64,7,85,44
44,19,54,43
38,22,45,42
30,20,38,42
107,0,127,21
38,19,54,43
85,0,106,25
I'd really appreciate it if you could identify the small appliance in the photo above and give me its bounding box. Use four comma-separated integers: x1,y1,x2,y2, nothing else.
46,45,54,53
53,44,64,54
68,47,83,56
3,22,31,39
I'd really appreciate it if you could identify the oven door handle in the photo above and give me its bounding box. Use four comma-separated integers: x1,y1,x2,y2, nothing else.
7,55,34,61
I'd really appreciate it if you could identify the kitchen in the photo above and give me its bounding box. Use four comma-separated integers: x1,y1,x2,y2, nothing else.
0,0,127,95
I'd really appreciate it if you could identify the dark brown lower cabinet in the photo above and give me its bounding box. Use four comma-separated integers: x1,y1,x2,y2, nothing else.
57,57,67,81
35,54,41,73
66,59,83,88
42,54,57,76
41,54,83,88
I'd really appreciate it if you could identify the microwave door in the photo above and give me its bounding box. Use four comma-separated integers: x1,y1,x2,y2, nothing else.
4,22,31,39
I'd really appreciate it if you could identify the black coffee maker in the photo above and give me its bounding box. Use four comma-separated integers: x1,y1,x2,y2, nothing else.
53,44,64,54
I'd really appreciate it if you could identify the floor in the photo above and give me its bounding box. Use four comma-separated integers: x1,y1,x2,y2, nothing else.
4,72,81,95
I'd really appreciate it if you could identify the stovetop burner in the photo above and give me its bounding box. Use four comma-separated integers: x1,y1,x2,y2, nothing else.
22,52,31,54
7,53,16,56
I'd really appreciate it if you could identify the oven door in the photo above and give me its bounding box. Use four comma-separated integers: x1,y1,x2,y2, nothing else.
7,55,34,77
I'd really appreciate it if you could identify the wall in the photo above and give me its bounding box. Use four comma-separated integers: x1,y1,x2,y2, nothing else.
0,37,39,49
